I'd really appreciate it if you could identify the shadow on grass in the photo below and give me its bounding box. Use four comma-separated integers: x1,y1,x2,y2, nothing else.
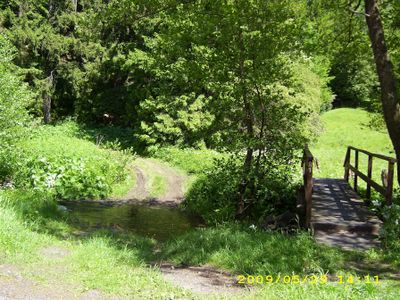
56,217,400,280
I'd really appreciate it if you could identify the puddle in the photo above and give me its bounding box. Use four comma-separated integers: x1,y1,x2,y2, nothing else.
63,201,203,241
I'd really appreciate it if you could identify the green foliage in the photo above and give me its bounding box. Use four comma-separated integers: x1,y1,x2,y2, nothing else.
0,34,34,181
381,203,400,253
135,1,332,149
0,34,32,144
185,155,300,223
8,122,133,200
304,0,380,109
185,158,239,223
23,156,113,200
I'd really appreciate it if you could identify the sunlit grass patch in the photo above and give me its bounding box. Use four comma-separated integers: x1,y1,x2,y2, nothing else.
312,108,394,186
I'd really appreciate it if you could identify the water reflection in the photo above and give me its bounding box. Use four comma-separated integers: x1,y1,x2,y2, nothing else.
63,201,203,241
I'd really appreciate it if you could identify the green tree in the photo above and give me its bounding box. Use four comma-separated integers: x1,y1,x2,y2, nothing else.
0,34,32,143
364,0,400,185
0,34,33,179
135,0,332,216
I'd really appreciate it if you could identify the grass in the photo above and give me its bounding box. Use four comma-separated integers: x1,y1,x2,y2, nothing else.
1,115,399,299
0,192,191,298
312,108,396,188
161,224,399,275
150,146,226,175
16,121,135,199
1,187,400,299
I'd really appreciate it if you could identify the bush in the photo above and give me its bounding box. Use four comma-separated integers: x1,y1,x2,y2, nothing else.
20,156,114,200
185,157,239,223
381,203,400,252
185,155,301,224
0,35,34,185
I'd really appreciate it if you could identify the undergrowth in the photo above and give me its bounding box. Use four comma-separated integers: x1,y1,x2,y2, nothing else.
3,121,135,200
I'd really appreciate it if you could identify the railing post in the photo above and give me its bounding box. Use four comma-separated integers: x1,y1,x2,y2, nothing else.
386,161,395,205
303,145,314,229
354,150,359,192
344,147,351,182
366,155,373,200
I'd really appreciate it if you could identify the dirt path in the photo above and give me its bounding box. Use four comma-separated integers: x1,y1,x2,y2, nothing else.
122,158,186,204
158,263,246,296
139,158,185,201
0,255,122,300
121,166,149,200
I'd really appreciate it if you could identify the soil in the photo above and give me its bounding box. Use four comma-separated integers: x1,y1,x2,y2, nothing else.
158,263,247,296
0,263,122,300
133,158,186,203
121,166,149,200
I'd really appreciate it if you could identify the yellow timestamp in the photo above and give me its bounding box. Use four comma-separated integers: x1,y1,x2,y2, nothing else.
237,275,380,285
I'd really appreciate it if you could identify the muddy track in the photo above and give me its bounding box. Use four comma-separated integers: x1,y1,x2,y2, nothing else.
121,166,149,200
120,158,186,204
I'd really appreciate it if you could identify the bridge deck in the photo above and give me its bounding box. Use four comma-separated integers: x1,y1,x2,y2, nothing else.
311,178,382,251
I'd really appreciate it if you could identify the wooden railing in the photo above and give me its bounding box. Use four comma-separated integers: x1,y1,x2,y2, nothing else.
302,144,314,228
344,146,397,205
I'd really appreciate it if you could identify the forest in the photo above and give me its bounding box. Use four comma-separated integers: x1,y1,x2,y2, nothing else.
0,0,400,299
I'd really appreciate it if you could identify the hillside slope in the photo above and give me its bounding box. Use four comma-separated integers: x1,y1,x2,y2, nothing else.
312,108,393,185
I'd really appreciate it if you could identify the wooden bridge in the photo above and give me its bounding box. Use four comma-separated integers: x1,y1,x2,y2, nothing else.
302,145,397,250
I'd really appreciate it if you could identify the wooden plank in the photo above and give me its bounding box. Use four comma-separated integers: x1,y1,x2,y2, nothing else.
348,165,387,196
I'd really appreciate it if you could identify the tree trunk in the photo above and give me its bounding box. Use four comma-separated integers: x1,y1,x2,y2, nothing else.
237,148,253,216
43,93,52,124
48,0,54,16
43,71,54,124
364,0,400,185
72,0,78,12
18,1,26,18
236,29,255,217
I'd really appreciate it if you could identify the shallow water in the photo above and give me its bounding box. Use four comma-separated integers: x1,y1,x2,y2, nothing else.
63,201,203,241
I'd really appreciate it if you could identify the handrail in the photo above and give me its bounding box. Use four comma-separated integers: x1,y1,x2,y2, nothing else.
347,146,397,163
302,144,314,228
344,146,397,205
